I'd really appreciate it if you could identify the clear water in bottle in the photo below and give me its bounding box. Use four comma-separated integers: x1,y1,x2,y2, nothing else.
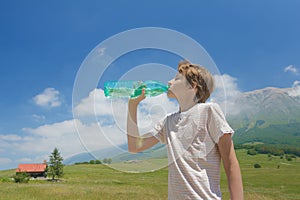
104,80,169,98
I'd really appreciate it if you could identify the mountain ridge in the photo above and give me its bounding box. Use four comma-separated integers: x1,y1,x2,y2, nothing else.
228,86,300,127
228,86,300,146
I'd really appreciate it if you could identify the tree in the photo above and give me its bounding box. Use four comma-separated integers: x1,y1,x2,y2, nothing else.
48,147,64,181
95,160,102,164
89,160,95,164
103,158,112,164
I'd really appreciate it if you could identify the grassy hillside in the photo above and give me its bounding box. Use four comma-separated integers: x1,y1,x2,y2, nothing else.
0,163,168,200
0,150,299,200
227,150,300,200
233,123,300,147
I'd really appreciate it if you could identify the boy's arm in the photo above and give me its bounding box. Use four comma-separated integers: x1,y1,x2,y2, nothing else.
218,134,244,200
127,89,159,153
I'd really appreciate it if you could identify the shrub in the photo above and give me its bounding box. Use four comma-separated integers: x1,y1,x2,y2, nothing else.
247,149,257,156
254,163,261,168
12,172,30,183
286,157,293,161
285,154,295,161
89,160,95,164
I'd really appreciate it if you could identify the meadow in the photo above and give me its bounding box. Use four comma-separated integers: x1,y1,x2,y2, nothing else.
0,149,299,200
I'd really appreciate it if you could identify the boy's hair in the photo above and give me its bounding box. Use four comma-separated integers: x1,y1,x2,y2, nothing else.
178,60,215,103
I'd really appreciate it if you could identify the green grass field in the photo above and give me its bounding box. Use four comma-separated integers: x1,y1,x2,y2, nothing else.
0,150,299,200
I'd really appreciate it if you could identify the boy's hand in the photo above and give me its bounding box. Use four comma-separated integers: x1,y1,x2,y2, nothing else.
129,88,146,106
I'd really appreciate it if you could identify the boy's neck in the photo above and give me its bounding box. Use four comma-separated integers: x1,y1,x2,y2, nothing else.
178,95,198,113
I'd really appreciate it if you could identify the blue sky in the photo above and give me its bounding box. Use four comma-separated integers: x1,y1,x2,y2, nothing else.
0,0,300,170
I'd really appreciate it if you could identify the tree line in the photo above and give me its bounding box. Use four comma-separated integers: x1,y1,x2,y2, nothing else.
74,158,112,165
235,144,300,157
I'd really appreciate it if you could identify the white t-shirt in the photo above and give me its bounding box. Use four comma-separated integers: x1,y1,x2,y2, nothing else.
150,103,234,200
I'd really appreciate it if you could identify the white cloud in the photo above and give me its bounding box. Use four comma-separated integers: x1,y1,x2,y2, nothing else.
33,88,62,107
74,89,113,117
73,88,178,150
74,88,178,127
210,74,242,115
292,80,300,88
0,120,83,169
22,119,84,156
32,114,46,122
0,118,127,168
0,134,22,141
288,80,300,97
22,118,126,155
284,65,299,75
24,119,77,138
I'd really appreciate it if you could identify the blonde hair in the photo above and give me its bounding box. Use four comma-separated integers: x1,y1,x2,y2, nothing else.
178,60,215,103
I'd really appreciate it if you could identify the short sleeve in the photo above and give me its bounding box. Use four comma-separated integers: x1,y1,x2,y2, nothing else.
207,103,234,144
149,117,167,144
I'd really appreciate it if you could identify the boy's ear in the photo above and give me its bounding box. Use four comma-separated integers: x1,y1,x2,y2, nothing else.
188,82,197,90
193,86,198,93
187,83,195,89
191,82,197,89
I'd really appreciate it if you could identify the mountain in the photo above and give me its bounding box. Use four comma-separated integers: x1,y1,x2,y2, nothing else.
228,87,300,146
111,143,166,163
64,144,128,165
64,143,167,165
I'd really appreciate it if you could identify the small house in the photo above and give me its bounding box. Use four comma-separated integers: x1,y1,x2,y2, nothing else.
16,163,47,178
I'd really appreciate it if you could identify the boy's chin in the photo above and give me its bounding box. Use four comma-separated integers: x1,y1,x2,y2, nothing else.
167,91,176,99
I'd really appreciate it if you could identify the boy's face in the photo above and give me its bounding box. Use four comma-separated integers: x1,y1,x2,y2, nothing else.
167,73,193,99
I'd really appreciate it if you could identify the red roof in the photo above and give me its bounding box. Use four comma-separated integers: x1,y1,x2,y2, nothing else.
16,164,47,173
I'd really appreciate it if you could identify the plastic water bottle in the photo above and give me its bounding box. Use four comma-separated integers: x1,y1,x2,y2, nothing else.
104,80,169,98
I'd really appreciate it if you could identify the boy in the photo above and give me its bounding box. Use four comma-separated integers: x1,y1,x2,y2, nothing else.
127,60,243,199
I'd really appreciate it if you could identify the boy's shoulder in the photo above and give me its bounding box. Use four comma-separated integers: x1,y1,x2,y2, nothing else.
198,102,225,116
198,102,220,110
